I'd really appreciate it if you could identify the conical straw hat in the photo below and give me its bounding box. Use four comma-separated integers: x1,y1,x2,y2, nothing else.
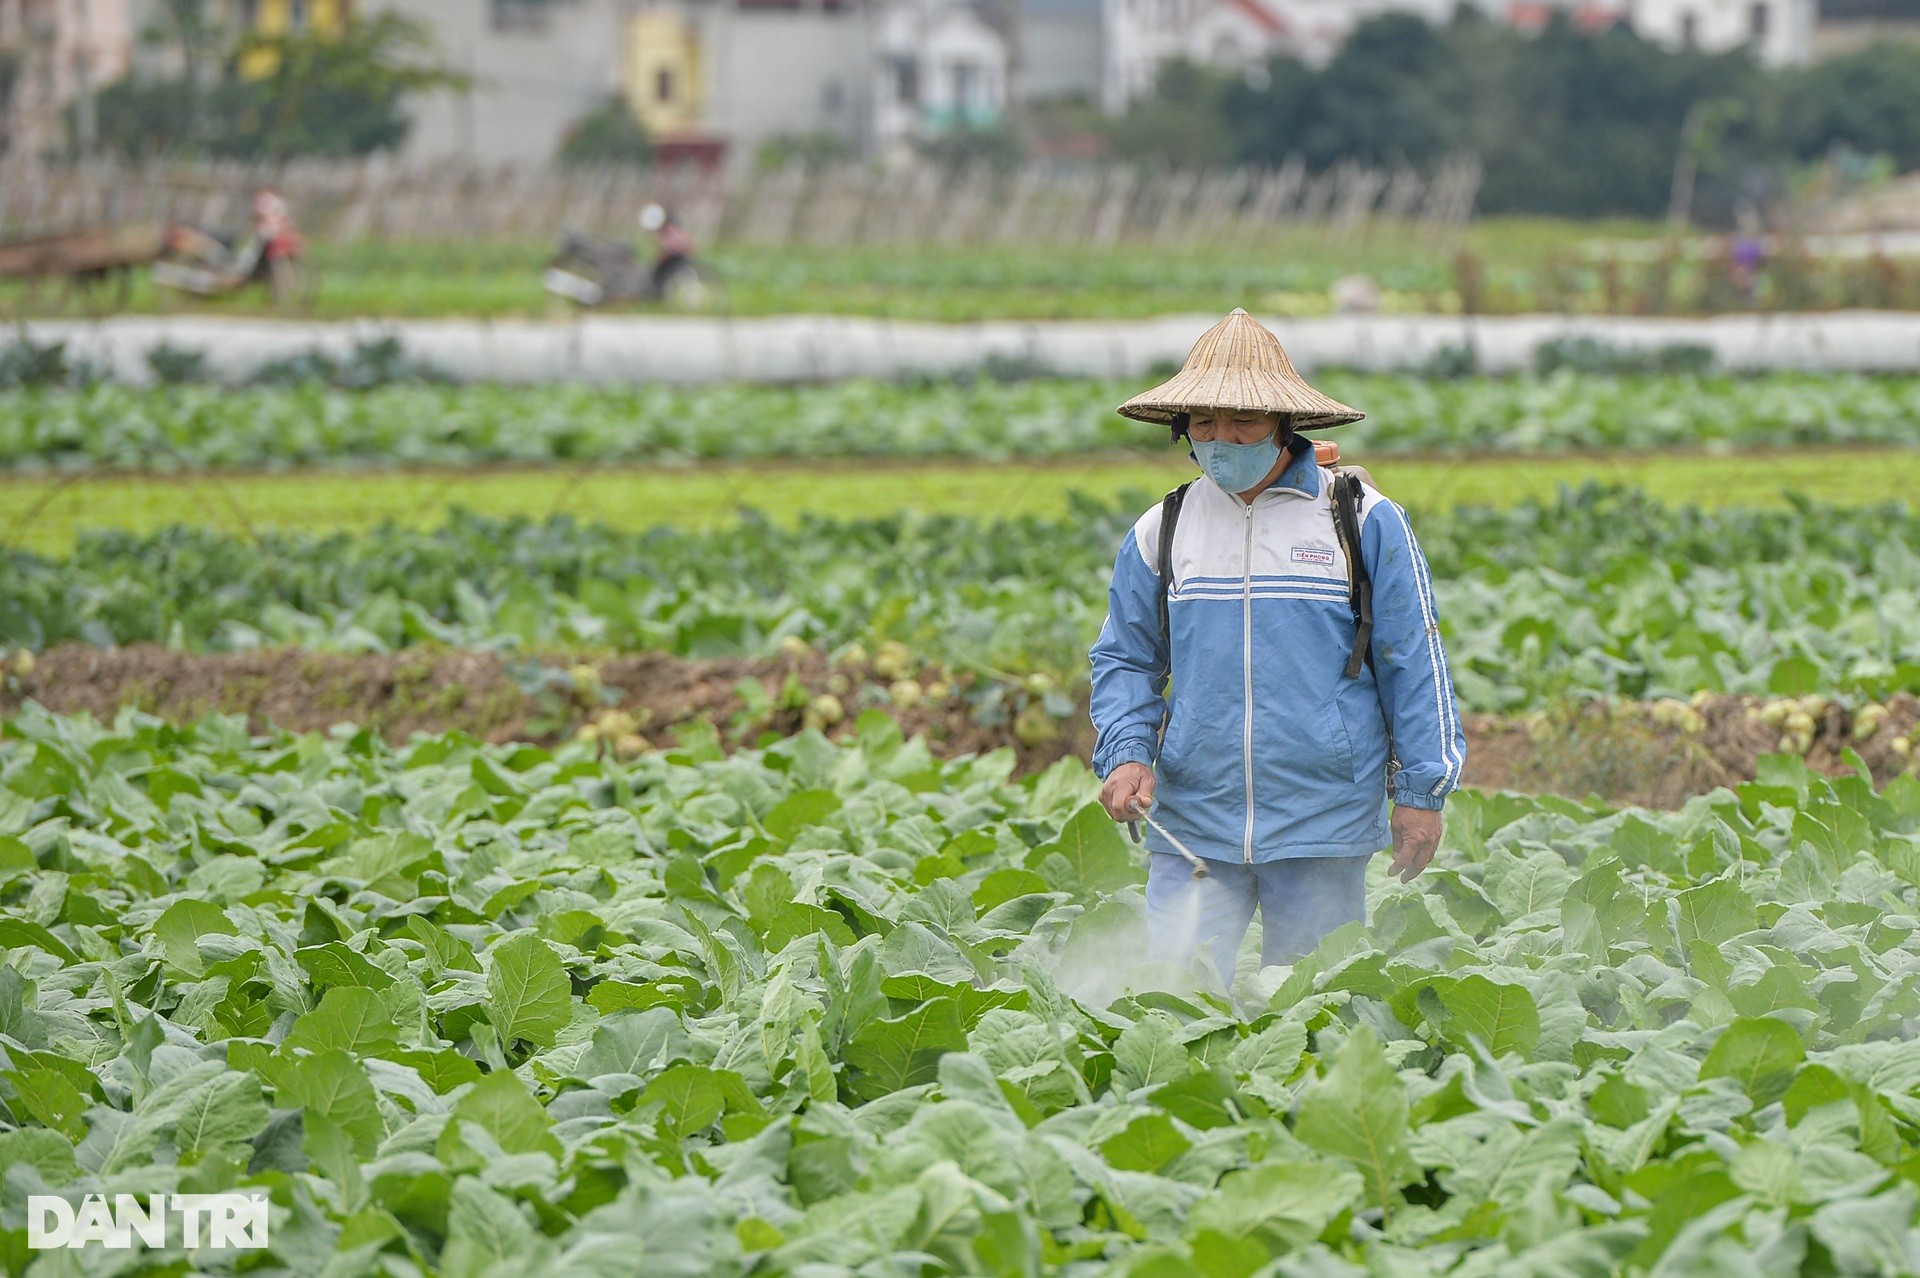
1117,309,1364,429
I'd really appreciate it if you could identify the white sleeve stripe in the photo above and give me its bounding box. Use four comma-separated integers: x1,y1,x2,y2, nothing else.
1382,501,1462,794
1412,543,1462,793
1408,515,1464,792
1413,544,1464,793
1405,527,1462,792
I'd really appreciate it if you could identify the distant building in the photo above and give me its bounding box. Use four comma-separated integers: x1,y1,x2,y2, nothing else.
1503,0,1626,34
0,0,134,160
1103,0,1293,113
874,0,1010,154
1810,0,1920,54
1625,0,1814,62
343,0,1008,167
618,0,1010,166
369,0,634,166
1019,0,1101,102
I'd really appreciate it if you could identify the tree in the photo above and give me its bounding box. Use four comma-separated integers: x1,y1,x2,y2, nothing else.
919,124,1024,171
1289,14,1463,170
90,81,200,159
148,0,225,93
89,0,243,157
1200,11,1779,218
1764,40,1920,171
1109,59,1239,167
557,96,653,168
89,11,461,159
1470,17,1758,217
218,14,463,158
755,130,856,170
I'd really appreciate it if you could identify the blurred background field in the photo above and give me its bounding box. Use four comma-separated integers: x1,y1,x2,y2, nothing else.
4,222,1685,321
12,218,1920,321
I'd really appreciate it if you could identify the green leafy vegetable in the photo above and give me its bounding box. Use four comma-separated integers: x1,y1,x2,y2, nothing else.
0,706,1914,1270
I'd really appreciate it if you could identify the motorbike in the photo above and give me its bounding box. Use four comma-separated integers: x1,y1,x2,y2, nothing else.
543,204,724,310
152,192,312,303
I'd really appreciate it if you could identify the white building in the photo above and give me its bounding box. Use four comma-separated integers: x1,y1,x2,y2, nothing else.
873,0,1011,154
1103,0,1309,113
1184,0,1290,69
1625,0,1815,63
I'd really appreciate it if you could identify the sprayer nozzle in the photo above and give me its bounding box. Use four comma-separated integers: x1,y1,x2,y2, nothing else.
1191,865,1210,881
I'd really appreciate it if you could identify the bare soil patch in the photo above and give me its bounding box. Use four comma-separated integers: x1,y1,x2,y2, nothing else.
5,644,1916,807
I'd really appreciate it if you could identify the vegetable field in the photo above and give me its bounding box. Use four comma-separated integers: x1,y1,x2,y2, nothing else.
6,374,1919,470
6,332,1920,1275
7,490,1919,713
2,707,1920,1274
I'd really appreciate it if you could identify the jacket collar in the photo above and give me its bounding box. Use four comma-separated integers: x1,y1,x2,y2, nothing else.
1270,439,1321,498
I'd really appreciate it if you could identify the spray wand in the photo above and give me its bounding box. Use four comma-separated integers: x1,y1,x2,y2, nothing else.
1124,797,1210,880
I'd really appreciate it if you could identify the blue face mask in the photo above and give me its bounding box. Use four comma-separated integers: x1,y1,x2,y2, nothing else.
1191,431,1282,493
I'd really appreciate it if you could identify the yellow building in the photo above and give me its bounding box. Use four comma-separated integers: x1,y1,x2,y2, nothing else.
623,9,702,135
236,0,353,79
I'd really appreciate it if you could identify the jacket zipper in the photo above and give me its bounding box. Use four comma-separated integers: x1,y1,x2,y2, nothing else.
1242,500,1255,864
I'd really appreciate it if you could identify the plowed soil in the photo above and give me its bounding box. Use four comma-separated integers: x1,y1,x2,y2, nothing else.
5,644,1916,808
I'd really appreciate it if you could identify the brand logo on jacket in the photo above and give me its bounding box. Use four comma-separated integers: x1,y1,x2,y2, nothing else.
1291,546,1336,565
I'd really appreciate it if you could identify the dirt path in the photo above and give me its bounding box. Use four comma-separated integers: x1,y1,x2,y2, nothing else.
4,644,1915,807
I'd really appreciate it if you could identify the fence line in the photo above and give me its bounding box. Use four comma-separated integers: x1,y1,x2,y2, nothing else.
0,156,1481,246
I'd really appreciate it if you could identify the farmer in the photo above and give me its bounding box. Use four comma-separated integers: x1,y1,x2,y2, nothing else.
1089,309,1465,986
639,203,697,296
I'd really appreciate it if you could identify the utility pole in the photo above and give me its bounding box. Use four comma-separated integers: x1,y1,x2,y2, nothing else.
1666,100,1703,234
72,0,97,156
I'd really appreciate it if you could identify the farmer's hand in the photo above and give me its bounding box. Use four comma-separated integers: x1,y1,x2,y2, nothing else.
1389,806,1443,882
1100,762,1155,822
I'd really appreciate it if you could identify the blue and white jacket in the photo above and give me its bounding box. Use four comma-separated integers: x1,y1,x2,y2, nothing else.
1089,445,1466,865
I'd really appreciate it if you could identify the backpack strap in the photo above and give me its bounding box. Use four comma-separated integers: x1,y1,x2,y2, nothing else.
1156,481,1193,655
1331,472,1374,679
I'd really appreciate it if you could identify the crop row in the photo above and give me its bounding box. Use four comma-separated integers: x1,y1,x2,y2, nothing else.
0,707,1917,1272
4,487,1917,711
4,373,1920,471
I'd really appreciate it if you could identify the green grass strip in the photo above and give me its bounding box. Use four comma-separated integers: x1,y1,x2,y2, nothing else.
4,447,1914,554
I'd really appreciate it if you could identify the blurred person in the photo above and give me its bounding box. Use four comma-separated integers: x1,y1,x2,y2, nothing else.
1089,309,1464,988
153,188,306,300
1729,206,1766,309
252,189,307,297
640,203,696,296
